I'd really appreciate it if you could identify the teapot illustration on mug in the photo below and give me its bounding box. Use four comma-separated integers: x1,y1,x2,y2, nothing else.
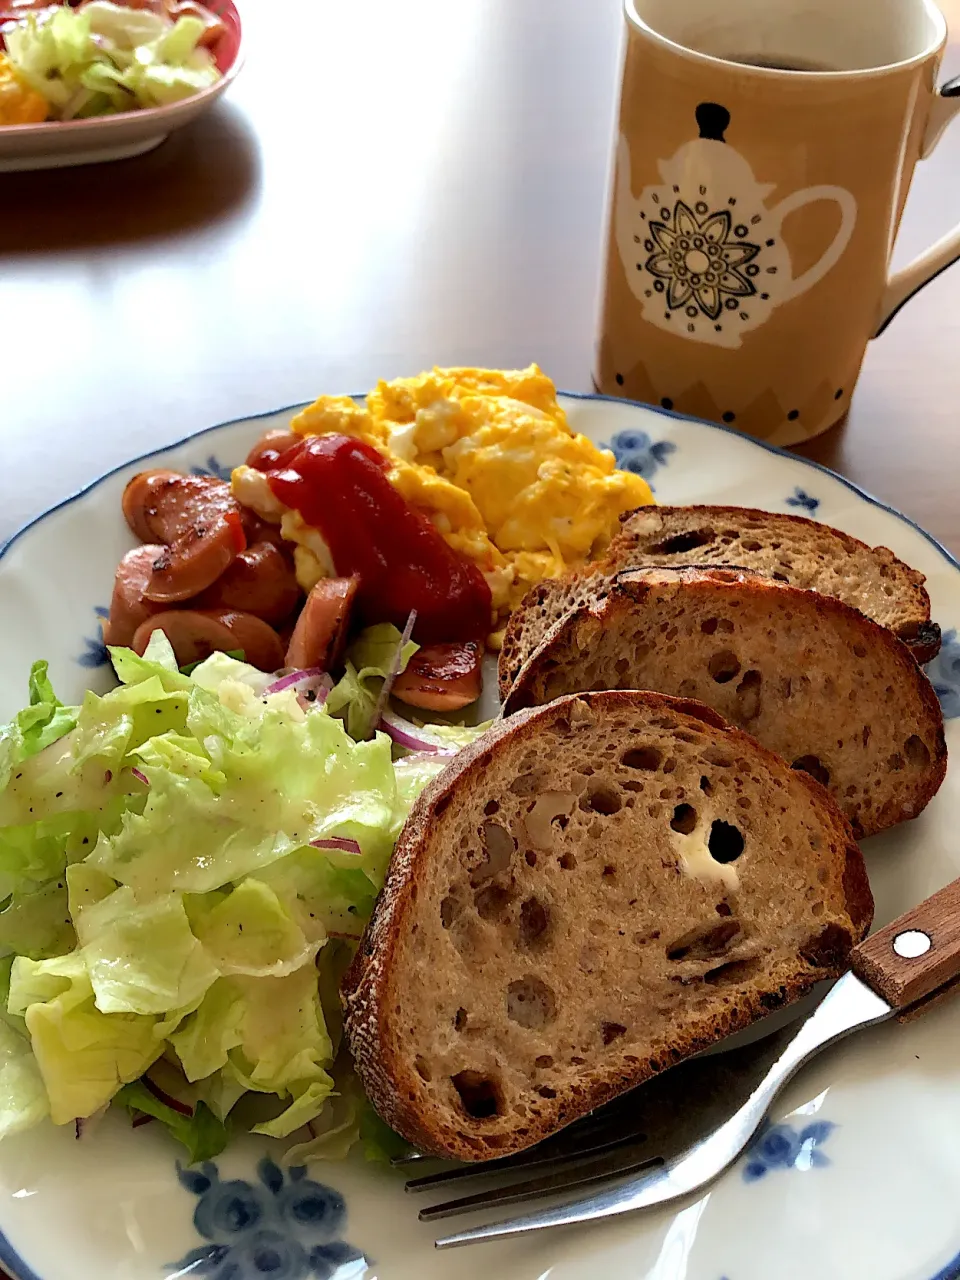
615,103,858,350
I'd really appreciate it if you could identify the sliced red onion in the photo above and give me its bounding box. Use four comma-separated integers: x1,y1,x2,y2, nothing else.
264,668,332,699
378,707,458,755
131,767,149,787
144,1073,194,1118
372,609,417,728
131,1114,154,1130
310,837,362,855
75,1117,83,1140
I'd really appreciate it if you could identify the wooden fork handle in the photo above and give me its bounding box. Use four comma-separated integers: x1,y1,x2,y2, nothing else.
851,876,960,1015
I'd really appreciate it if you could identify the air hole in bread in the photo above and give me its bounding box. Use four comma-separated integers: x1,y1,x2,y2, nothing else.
772,571,789,582
537,1086,557,1099
670,803,698,834
583,785,622,815
454,1007,467,1031
853,644,867,659
887,752,905,772
699,776,713,795
708,820,745,862
602,1021,627,1045
415,1055,432,1082
708,650,741,683
666,919,741,961
701,617,719,635
525,850,538,867
741,538,762,551
623,779,643,793
737,796,751,809
519,897,549,948
735,669,762,721
650,528,716,554
792,755,831,787
602,864,617,879
506,977,557,1029
622,745,662,770
704,956,763,985
472,822,516,885
451,1071,502,1120
716,901,732,916
440,896,459,928
535,1055,554,1068
559,851,577,870
663,756,677,774
475,884,513,921
484,799,500,816
905,735,930,767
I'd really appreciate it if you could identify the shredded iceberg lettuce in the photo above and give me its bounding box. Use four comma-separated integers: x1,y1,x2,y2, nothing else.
0,645,484,1161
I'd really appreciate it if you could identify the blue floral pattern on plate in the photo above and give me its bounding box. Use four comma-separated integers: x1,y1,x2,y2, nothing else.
785,487,820,514
741,1119,835,1183
926,628,960,720
171,1158,368,1280
191,456,234,482
76,605,110,669
604,430,676,488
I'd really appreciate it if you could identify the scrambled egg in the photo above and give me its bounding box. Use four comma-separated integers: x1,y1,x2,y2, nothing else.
0,55,47,125
232,366,653,645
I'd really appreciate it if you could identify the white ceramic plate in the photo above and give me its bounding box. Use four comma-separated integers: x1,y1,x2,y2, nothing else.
0,0,242,173
0,393,958,1280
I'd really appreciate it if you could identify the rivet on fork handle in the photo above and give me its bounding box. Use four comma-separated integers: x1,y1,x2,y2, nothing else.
851,876,960,1015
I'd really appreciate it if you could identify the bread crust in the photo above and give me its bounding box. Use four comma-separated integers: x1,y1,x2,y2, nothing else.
498,505,940,698
501,567,947,839
342,690,873,1162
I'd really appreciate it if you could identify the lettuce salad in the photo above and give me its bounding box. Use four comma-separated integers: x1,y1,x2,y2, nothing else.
0,629,481,1162
5,2,221,120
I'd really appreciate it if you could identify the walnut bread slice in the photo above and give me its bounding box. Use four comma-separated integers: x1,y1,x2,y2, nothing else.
341,690,872,1163
501,567,947,839
497,505,940,699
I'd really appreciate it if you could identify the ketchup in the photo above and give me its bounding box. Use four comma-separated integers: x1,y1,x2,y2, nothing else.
266,435,492,643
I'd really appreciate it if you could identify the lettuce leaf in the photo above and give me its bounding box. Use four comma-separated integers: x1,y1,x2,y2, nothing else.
113,1081,228,1163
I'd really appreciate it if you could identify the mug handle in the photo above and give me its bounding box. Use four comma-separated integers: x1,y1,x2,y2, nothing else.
874,76,960,336
770,186,859,305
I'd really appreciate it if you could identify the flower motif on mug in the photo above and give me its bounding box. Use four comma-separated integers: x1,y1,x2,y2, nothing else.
645,201,761,320
170,1158,368,1280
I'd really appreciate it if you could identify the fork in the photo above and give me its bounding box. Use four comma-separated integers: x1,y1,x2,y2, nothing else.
400,875,960,1249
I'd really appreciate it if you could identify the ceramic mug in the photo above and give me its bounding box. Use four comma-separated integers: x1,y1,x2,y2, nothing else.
595,0,960,446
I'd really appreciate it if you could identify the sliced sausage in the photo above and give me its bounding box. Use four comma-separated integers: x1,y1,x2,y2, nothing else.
132,609,285,672
195,541,301,623
121,469,182,542
285,577,358,672
122,472,241,546
217,611,286,673
142,510,246,603
102,544,167,648
245,430,302,472
392,641,482,711
239,511,293,558
132,611,241,669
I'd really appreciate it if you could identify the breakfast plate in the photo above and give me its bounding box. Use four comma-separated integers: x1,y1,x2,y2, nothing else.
0,391,958,1280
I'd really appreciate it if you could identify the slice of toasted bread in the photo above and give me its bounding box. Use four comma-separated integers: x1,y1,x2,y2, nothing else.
497,505,940,697
502,567,946,838
342,690,873,1162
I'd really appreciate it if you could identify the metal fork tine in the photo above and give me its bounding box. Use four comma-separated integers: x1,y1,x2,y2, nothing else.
417,1146,663,1221
406,1128,649,1192
390,1150,431,1167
